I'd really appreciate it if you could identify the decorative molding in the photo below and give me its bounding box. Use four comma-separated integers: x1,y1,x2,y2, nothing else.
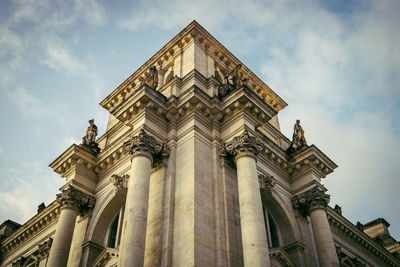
269,247,295,267
291,187,330,217
110,174,129,192
56,186,96,216
12,237,53,266
124,129,169,168
219,130,264,165
1,203,60,256
99,21,287,115
327,208,400,266
258,174,276,191
93,247,119,267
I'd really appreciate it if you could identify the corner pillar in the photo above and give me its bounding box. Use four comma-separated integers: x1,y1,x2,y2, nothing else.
47,186,95,267
292,187,339,267
118,129,168,267
220,130,269,267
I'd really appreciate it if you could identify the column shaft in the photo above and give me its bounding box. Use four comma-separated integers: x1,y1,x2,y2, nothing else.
47,206,77,267
310,209,339,267
236,155,270,267
118,154,152,267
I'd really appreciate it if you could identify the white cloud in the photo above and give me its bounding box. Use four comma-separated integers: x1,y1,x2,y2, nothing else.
11,0,106,28
10,86,49,118
0,161,64,224
42,38,88,75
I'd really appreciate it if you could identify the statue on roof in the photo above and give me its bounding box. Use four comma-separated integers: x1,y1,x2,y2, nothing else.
82,119,101,155
288,119,308,153
218,64,246,99
144,66,159,89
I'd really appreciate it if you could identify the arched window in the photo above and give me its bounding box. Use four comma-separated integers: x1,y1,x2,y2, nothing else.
262,205,280,248
107,206,125,248
108,216,119,248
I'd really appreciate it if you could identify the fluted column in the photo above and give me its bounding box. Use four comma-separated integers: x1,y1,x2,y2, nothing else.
119,129,169,267
220,130,269,267
47,186,95,267
292,187,339,267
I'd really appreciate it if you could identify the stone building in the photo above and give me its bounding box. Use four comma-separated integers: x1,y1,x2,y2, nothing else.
1,21,399,267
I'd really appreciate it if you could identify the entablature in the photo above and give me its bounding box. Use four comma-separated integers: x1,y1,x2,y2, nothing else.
287,145,337,179
1,201,60,257
327,207,400,267
49,144,98,178
99,21,287,116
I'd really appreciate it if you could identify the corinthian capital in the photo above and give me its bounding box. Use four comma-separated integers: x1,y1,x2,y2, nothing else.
292,187,330,217
219,130,264,163
56,186,96,215
124,129,169,168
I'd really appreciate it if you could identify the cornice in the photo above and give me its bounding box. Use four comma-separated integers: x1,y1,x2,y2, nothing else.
220,85,277,125
1,201,60,256
99,20,287,115
110,84,168,124
287,145,338,178
49,144,97,177
327,207,400,266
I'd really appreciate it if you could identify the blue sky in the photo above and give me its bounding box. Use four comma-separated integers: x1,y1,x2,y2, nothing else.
0,0,399,240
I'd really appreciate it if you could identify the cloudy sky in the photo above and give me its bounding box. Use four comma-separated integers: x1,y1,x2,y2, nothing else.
0,0,399,240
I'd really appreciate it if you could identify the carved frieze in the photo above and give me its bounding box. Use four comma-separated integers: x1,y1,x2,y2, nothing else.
219,130,264,166
291,187,330,217
258,174,277,191
56,186,96,216
124,129,169,168
110,174,130,192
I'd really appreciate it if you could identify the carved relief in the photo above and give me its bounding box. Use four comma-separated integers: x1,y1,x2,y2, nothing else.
219,130,264,167
124,129,169,168
291,187,330,217
56,186,96,216
110,174,130,192
258,174,277,191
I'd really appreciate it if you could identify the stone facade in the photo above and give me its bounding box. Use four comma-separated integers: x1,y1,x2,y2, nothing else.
1,21,399,267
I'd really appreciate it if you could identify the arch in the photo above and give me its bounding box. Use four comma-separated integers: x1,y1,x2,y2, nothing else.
88,188,127,245
260,190,301,246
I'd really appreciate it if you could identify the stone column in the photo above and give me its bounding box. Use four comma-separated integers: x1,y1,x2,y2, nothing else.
220,130,270,267
47,186,95,267
292,187,339,267
118,129,169,267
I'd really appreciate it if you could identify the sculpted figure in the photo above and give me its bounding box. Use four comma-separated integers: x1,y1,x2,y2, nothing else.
83,119,98,145
145,66,159,89
291,119,307,150
218,64,243,99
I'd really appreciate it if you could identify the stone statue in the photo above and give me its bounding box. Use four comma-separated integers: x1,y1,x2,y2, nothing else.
81,119,101,155
144,66,158,89
83,119,98,145
288,119,308,153
218,64,244,99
